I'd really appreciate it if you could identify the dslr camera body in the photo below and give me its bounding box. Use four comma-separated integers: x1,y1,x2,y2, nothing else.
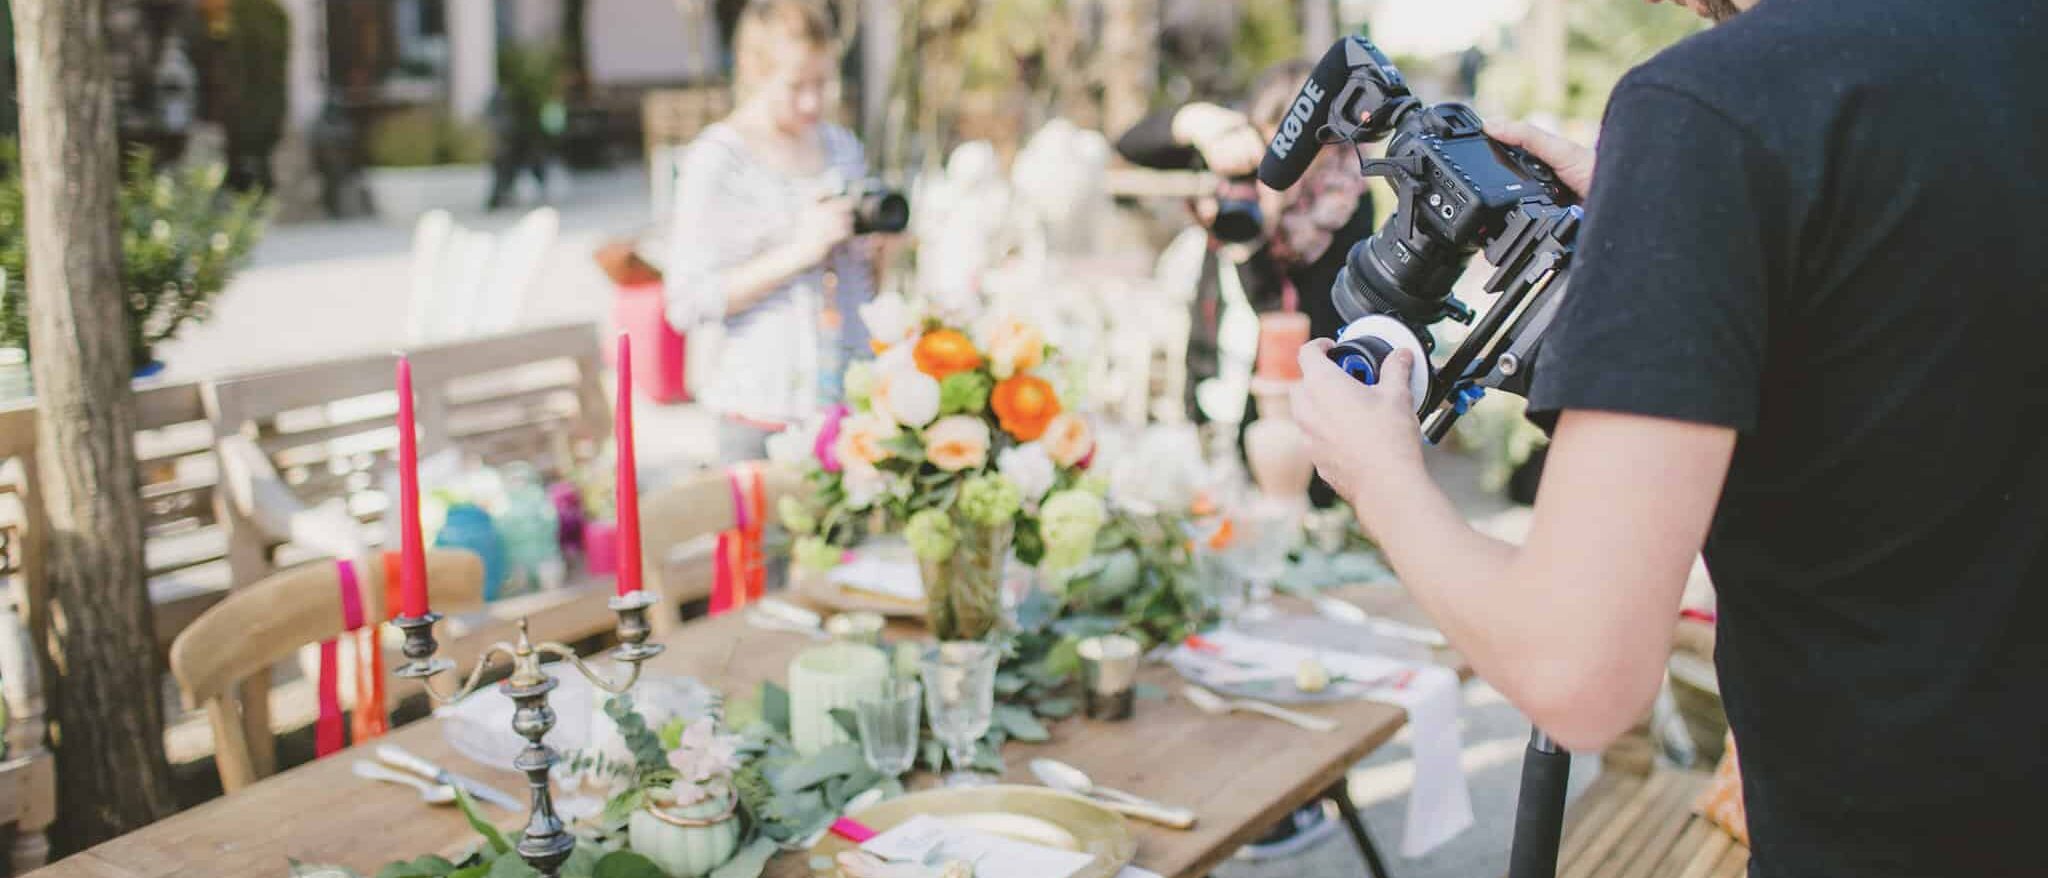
1261,36,1583,442
838,178,911,235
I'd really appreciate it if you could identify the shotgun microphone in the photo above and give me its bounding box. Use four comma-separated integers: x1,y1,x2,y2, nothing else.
1256,39,1359,189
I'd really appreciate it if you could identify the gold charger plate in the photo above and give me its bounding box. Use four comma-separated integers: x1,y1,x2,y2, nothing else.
809,785,1137,878
792,569,928,618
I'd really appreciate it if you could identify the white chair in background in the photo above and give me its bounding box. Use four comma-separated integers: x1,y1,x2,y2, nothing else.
406,207,560,344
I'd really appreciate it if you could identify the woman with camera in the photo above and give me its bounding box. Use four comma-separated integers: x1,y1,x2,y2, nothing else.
664,0,877,463
1116,60,1375,508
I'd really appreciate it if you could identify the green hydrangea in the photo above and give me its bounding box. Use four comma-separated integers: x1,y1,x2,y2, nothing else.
938,371,994,415
844,361,876,410
957,474,1022,527
1039,489,1107,569
793,536,841,573
1075,474,1110,497
904,508,958,561
778,496,816,535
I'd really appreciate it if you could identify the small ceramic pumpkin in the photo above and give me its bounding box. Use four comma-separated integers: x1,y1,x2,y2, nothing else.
626,793,740,878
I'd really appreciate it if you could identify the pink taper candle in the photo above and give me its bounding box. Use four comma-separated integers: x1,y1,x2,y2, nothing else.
396,357,429,618
614,332,643,595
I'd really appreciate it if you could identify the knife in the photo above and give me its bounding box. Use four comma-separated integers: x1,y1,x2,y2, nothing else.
376,744,526,812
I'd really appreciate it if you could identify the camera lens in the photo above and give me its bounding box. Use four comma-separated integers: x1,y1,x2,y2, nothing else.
1334,233,1468,324
854,191,910,234
1211,198,1263,243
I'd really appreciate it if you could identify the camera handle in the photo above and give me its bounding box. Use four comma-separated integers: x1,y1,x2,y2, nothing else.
1509,729,1573,878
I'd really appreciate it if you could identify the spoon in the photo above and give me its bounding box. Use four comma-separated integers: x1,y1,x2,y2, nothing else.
1029,759,1197,829
1182,684,1339,733
354,760,457,805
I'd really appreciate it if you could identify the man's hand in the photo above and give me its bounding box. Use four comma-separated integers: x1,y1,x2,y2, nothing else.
1487,120,1596,197
1291,339,1426,513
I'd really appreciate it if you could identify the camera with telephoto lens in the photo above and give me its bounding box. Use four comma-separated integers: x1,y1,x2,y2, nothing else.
840,178,910,235
1210,175,1263,243
1258,35,1584,443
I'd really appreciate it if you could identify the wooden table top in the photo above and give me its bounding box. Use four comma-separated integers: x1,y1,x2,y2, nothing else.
32,584,1463,878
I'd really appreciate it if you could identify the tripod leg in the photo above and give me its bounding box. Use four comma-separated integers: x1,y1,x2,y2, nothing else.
1507,729,1573,878
1329,780,1394,878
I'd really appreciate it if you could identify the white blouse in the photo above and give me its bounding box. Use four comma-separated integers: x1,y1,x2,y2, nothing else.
664,122,873,424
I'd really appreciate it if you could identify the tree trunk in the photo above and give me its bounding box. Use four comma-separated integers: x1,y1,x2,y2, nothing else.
1099,0,1157,138
11,0,179,851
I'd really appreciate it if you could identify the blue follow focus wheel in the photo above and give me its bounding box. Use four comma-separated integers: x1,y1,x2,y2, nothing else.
1336,351,1379,384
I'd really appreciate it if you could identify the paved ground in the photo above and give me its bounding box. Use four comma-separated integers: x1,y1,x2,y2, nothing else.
168,174,1596,878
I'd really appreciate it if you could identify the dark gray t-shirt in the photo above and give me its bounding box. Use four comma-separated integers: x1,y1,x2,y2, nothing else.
1525,1,2048,874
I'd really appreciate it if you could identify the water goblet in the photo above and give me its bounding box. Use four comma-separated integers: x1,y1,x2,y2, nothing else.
919,642,999,787
853,679,922,779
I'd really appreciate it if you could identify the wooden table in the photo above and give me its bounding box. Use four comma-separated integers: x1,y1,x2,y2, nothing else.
30,585,1464,878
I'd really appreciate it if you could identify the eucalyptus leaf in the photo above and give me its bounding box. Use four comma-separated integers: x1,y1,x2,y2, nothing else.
560,844,603,878
590,851,665,878
1134,682,1168,700
993,705,1050,742
452,786,513,856
485,855,540,878
448,866,492,878
762,683,791,735
774,742,864,792
1032,696,1079,719
971,740,1005,773
373,856,458,878
828,707,861,741
993,671,1029,697
921,739,946,772
708,838,780,878
598,788,645,830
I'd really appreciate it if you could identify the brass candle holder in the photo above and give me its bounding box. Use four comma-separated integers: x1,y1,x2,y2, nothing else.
392,591,665,878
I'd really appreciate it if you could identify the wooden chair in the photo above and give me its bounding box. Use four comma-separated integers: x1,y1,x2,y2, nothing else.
637,463,802,634
169,549,484,792
1539,766,1747,878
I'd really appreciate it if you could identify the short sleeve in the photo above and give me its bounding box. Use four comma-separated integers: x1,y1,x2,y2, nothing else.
1525,81,1784,433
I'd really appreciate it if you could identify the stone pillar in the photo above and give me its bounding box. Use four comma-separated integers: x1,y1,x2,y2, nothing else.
447,0,498,121
1300,0,1336,57
282,0,325,127
860,0,898,148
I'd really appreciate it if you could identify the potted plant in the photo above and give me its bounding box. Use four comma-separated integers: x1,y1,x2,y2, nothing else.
361,105,494,222
0,139,269,375
569,697,743,878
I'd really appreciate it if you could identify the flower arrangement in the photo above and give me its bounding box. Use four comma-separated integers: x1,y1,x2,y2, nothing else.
773,294,1108,641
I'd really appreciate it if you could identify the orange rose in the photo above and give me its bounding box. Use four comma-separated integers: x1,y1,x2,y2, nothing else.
912,329,983,380
990,374,1062,442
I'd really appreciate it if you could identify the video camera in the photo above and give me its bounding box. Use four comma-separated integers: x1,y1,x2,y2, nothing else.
1210,175,1264,244
840,178,910,235
1260,36,1583,443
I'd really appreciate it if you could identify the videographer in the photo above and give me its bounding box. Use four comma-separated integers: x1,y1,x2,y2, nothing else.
1293,1,2044,875
665,0,881,463
1117,61,1372,507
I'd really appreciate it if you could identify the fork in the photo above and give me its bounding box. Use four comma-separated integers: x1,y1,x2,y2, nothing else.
1182,684,1339,732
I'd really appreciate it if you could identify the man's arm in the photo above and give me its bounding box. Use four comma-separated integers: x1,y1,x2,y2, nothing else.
1293,347,1733,750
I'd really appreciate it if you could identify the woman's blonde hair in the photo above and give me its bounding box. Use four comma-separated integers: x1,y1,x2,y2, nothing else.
732,0,837,97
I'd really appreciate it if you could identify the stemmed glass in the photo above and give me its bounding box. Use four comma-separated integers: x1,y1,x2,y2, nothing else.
1228,495,1304,624
919,642,999,787
853,680,922,780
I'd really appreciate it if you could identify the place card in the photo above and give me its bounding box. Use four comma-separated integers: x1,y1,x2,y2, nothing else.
861,815,1097,878
829,554,925,601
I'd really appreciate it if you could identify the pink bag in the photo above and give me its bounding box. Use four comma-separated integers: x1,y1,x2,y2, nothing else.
610,282,689,404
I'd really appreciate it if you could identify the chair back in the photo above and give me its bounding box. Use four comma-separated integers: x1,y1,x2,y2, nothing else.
637,463,802,633
170,549,483,791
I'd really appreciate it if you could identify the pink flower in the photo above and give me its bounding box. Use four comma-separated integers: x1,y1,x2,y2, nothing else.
814,405,849,474
1041,413,1094,468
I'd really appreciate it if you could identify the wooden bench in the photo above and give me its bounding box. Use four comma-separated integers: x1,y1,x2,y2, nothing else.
1549,767,1747,878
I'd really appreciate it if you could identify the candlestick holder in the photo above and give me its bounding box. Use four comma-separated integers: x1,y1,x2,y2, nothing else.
393,591,666,878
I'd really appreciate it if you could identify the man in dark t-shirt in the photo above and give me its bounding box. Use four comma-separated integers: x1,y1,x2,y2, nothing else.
1292,0,2047,875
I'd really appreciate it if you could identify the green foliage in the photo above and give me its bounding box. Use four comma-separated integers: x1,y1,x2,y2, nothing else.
453,787,513,857
1234,0,1305,88
366,107,495,168
0,140,269,364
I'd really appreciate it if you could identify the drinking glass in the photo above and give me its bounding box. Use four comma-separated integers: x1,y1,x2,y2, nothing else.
919,642,999,787
854,679,922,779
1228,496,1303,624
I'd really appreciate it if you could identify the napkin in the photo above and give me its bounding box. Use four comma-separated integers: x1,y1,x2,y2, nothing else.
829,554,925,601
862,815,1097,878
1169,629,1474,857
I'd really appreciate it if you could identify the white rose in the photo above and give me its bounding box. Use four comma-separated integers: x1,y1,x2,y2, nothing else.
869,365,941,428
765,418,821,467
859,293,918,352
996,442,1056,508
842,462,889,510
